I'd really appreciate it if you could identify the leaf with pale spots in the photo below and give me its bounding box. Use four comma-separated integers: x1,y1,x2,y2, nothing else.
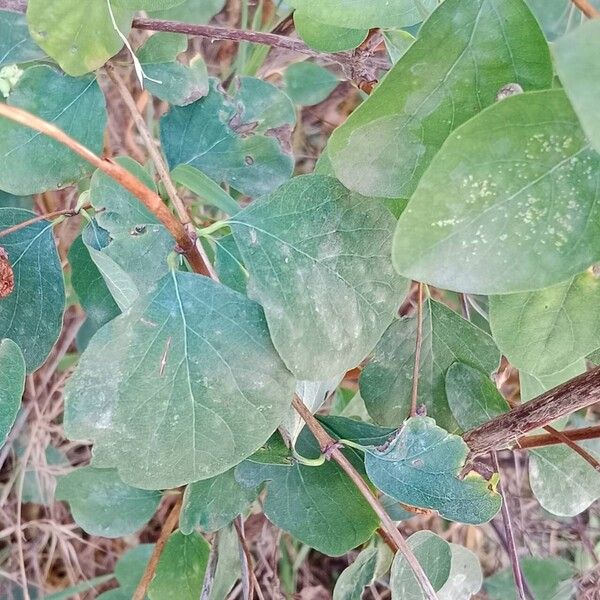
230,174,408,380
63,271,295,490
393,90,600,293
328,0,552,199
365,417,502,524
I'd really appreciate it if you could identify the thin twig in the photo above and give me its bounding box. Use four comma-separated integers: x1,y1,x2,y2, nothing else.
409,282,424,417
516,424,600,449
0,207,86,239
464,365,600,456
539,424,600,472
234,517,266,600
0,103,210,276
491,452,528,600
291,395,438,600
571,0,600,18
132,494,183,600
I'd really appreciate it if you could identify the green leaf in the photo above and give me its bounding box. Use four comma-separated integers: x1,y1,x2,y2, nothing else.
56,467,161,537
554,20,600,155
114,0,186,9
69,233,121,334
392,89,600,294
19,443,67,505
64,271,295,489
390,531,452,600
235,433,379,556
446,362,509,431
0,191,33,209
293,11,368,52
382,29,415,63
0,208,65,371
283,62,338,106
290,0,436,29
333,547,379,600
89,158,173,308
96,544,154,599
490,271,600,375
161,77,295,197
137,32,188,64
179,468,256,534
231,174,408,380
213,234,248,294
0,10,45,67
365,417,501,523
360,299,500,431
0,65,106,195
26,0,133,76
485,557,575,600
524,0,600,40
0,339,25,447
207,526,242,600
438,544,483,600
520,359,586,402
328,0,552,199
148,531,210,600
149,0,225,24
171,165,240,215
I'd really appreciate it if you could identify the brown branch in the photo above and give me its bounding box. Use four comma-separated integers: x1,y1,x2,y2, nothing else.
571,0,600,18
517,424,600,450
0,206,87,239
291,395,438,600
409,282,424,417
464,365,600,456
0,103,211,277
539,424,600,472
132,494,183,600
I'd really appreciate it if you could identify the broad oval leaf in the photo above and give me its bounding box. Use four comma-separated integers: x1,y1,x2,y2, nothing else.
293,11,368,52
0,10,45,67
392,90,600,293
148,531,210,600
554,20,600,155
97,544,154,600
55,467,161,537
179,468,256,534
365,417,501,523
231,175,408,380
161,77,295,197
328,0,552,199
0,208,65,371
0,338,25,447
148,0,225,24
283,62,339,107
390,531,452,600
27,0,133,76
64,271,295,489
446,362,509,431
0,65,106,195
490,271,600,375
332,547,379,600
360,299,500,431
438,544,483,600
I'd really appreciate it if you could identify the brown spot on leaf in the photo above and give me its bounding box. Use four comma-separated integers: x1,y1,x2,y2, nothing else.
265,123,293,155
0,247,14,299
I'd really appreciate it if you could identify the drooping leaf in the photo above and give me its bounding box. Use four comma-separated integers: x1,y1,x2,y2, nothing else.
0,65,106,195
149,0,225,24
148,531,210,600
161,77,295,197
0,339,25,447
0,208,65,371
26,0,133,76
0,10,45,67
317,414,395,447
283,62,339,106
97,544,154,600
524,0,600,40
328,0,552,199
485,557,575,600
179,468,256,534
360,299,500,431
293,11,368,52
290,0,437,29
138,33,209,106
213,234,247,294
231,174,408,380
235,432,379,556
64,271,295,489
69,233,121,335
392,90,600,294
390,531,452,600
88,157,173,308
207,525,242,600
333,547,379,600
490,271,600,375
554,20,600,156
446,362,509,431
56,467,161,537
365,417,501,523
